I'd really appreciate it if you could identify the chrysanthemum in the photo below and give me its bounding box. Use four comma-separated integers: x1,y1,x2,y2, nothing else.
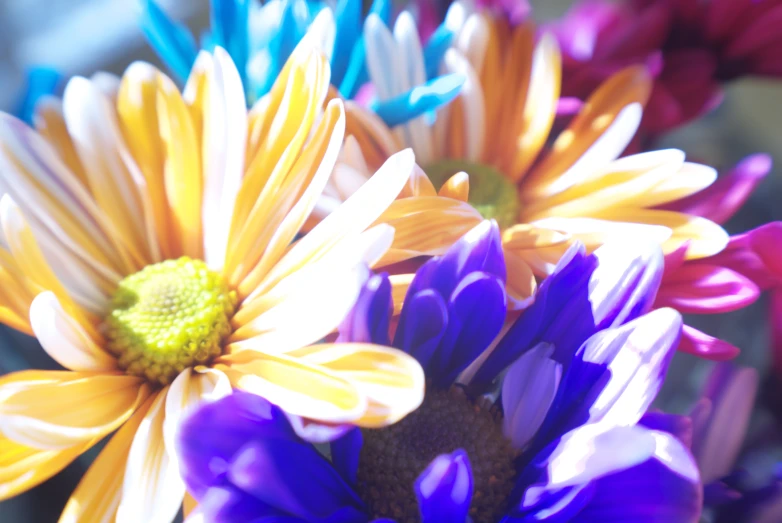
340,1,729,308
141,0,463,123
0,46,426,520
178,220,703,522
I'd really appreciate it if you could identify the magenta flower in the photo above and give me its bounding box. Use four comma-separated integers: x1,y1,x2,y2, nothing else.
654,154,777,359
551,0,782,138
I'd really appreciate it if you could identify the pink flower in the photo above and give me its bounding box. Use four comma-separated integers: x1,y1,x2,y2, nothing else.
551,0,782,138
655,155,778,360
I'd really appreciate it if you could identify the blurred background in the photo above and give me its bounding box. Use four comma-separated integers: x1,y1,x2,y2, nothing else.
1,0,782,520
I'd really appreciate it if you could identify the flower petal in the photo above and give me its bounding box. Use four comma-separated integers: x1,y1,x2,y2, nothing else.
415,450,473,523
0,371,149,450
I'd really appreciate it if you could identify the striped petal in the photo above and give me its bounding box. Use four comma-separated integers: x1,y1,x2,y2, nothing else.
0,371,149,450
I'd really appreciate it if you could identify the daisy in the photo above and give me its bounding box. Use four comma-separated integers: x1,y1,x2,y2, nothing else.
177,220,703,522
141,0,464,122
340,1,729,308
0,46,425,521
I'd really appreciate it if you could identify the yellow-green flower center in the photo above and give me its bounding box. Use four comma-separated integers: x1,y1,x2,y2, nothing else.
103,257,237,386
425,160,520,229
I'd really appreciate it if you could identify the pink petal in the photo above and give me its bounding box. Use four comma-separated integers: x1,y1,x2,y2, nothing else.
657,264,760,314
771,290,782,377
748,221,782,279
677,324,740,361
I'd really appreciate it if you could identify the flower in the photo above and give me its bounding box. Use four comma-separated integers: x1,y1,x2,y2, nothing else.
551,0,782,138
0,46,427,520
141,0,463,124
12,67,61,124
336,1,728,308
656,154,776,359
178,220,703,522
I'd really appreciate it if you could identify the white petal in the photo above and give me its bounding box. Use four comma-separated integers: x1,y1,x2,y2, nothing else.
30,291,115,372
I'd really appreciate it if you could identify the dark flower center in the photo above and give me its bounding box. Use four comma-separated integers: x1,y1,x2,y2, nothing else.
357,388,517,523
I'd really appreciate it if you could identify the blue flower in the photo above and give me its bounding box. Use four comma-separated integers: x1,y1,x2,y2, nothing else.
12,67,61,124
140,0,463,124
177,221,703,522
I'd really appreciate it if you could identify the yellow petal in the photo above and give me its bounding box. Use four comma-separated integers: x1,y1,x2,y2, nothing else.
636,161,718,208
33,97,88,187
503,247,537,310
289,342,425,427
389,273,414,315
233,99,346,294
0,196,100,337
59,393,155,523
0,371,149,450
532,216,673,253
157,73,203,259
254,149,415,296
0,435,95,501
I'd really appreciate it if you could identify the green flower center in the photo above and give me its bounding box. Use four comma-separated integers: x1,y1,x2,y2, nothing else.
425,160,520,229
103,257,237,386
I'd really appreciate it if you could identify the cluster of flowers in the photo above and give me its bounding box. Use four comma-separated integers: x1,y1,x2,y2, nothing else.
3,0,782,521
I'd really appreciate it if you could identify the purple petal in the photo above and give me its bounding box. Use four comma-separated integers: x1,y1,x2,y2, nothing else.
337,272,392,345
691,363,758,483
393,289,448,370
406,220,505,300
414,450,473,523
502,343,562,449
660,154,771,224
177,391,297,499
640,412,694,448
516,425,701,521
749,221,782,280
331,428,363,487
228,438,366,521
430,272,506,387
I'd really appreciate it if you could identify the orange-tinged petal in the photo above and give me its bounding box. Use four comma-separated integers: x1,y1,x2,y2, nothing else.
635,162,718,208
59,393,155,523
532,216,673,253
508,33,561,181
0,435,95,501
503,247,537,310
501,224,569,251
524,66,652,199
438,172,470,201
389,273,414,315
345,101,401,172
0,371,149,450
157,73,203,259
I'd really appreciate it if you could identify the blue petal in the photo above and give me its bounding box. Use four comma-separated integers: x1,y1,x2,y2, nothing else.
178,391,297,499
256,0,306,96
415,450,473,523
407,220,505,302
394,289,448,370
339,36,369,98
369,74,465,128
331,428,363,487
423,25,453,80
338,273,392,345
331,0,362,85
573,458,702,522
430,272,506,387
228,438,367,522
209,0,250,83
140,0,198,83
470,244,594,387
199,484,288,522
14,67,60,124
640,412,693,447
368,0,392,23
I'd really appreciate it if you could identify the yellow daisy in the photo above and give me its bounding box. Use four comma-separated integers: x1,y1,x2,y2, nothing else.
341,6,728,307
0,46,425,521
